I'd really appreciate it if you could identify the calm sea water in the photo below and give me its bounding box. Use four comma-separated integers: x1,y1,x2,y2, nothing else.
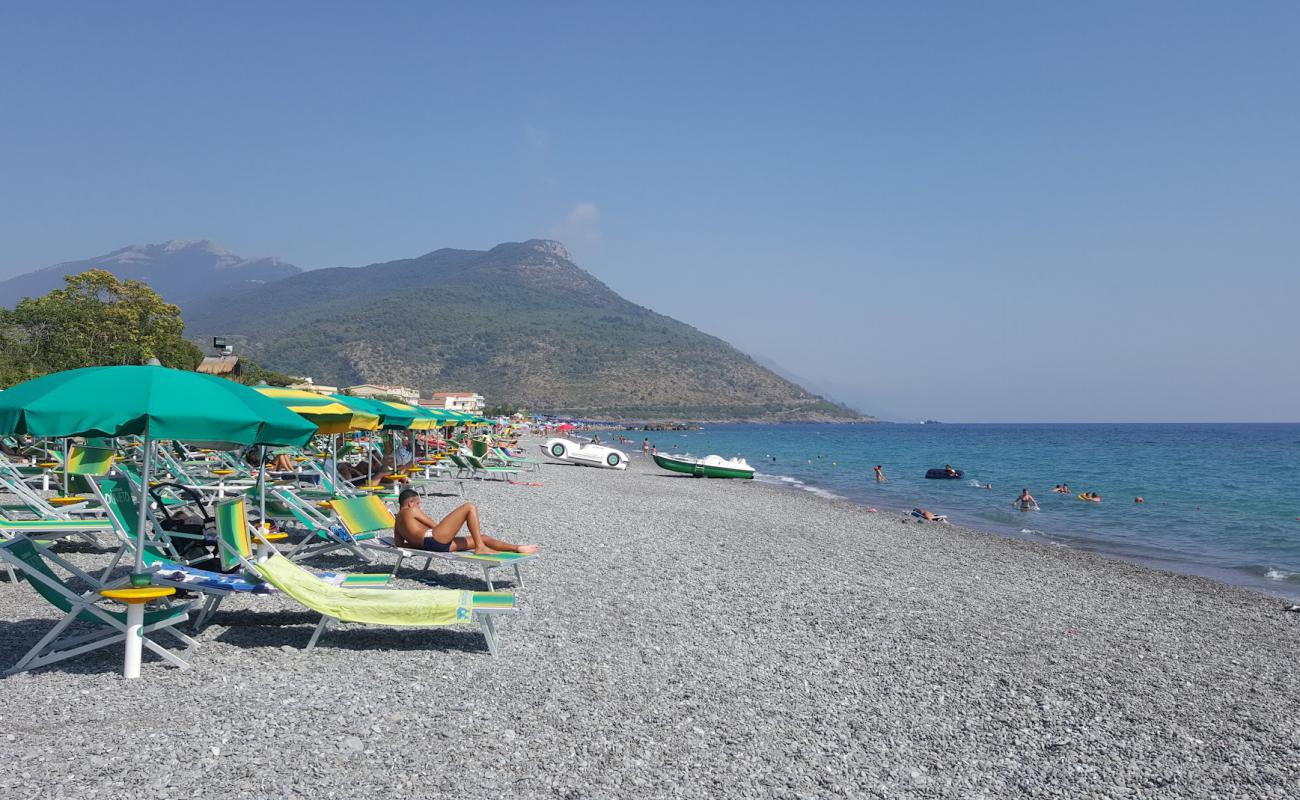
633,423,1300,598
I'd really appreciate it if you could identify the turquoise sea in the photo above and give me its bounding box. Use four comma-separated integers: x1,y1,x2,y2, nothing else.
635,423,1300,598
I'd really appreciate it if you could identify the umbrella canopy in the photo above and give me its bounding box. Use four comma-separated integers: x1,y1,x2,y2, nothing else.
329,394,414,429
254,386,380,434
380,401,442,430
0,366,317,447
421,407,461,424
0,365,319,582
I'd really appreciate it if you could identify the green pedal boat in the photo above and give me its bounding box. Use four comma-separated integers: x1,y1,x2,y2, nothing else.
652,452,755,479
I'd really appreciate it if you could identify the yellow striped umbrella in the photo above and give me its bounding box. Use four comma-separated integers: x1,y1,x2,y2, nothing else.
378,401,442,430
254,387,381,434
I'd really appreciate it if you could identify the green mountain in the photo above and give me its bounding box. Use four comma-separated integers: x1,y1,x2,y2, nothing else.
182,240,867,421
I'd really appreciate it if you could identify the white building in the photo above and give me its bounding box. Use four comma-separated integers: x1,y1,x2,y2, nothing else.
423,391,485,413
345,383,421,404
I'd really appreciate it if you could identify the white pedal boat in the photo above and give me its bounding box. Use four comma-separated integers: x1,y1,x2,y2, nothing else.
539,438,628,470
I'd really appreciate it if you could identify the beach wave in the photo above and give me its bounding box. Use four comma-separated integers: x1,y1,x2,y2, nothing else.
1235,564,1300,584
755,472,845,501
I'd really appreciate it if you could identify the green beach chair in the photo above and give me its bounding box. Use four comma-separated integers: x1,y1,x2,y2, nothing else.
87,475,218,579
464,453,519,481
248,553,516,656
445,452,477,479
216,496,390,586
375,534,536,591
0,536,196,675
332,494,537,590
273,487,384,564
490,446,541,472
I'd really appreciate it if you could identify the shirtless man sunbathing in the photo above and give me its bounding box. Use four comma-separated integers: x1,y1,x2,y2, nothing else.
393,489,539,555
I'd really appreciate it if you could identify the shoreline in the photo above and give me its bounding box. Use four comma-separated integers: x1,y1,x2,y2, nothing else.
749,463,1300,603
2,438,1298,796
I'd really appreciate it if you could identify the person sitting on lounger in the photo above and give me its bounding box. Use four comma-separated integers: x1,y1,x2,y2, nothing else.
324,453,391,485
394,489,539,555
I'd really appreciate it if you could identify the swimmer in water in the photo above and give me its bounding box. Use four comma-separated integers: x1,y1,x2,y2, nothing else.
1014,488,1039,511
944,463,959,478
874,465,885,482
1135,496,1144,504
985,483,993,490
1061,483,1070,494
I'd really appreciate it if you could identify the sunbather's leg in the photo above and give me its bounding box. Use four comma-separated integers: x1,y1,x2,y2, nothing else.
433,503,538,555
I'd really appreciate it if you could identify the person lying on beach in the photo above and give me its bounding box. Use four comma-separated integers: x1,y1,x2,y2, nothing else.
393,489,539,555
912,508,948,522
1015,488,1040,511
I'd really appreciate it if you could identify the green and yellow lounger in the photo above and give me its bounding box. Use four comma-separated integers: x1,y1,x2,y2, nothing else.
333,495,537,590
252,554,516,656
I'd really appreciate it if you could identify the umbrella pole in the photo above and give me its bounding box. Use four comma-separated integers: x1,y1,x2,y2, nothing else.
258,444,267,537
332,434,338,495
62,437,69,497
133,432,153,577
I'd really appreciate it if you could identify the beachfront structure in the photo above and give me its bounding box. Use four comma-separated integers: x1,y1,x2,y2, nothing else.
196,355,241,381
344,383,420,403
286,377,338,395
424,391,485,413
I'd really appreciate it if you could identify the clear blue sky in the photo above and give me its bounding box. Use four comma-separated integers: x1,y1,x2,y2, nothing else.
2,2,1297,421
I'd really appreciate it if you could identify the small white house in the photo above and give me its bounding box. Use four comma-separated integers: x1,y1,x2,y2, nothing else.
423,392,485,413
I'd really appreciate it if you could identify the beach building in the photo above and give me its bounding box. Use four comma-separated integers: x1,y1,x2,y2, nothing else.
195,355,242,381
286,377,338,395
345,383,420,403
423,391,485,413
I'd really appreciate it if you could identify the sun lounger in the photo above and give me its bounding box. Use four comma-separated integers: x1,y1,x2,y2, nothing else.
88,475,220,577
329,494,535,589
0,536,196,675
272,487,385,564
249,553,516,655
464,453,520,481
489,446,541,472
375,535,534,590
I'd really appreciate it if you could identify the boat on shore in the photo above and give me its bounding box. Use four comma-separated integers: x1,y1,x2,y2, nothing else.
653,452,754,479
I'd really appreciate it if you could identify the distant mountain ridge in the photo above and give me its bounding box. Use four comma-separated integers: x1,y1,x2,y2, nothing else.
184,239,865,421
0,240,301,308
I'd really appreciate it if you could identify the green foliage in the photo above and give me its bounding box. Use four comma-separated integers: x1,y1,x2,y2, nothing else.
238,359,295,387
0,269,203,386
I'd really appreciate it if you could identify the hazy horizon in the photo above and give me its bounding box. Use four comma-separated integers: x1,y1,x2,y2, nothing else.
2,3,1296,423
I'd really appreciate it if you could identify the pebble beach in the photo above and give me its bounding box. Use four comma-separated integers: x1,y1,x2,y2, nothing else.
2,442,1298,799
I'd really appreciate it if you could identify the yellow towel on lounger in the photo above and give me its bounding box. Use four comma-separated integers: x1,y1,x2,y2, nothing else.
255,554,469,626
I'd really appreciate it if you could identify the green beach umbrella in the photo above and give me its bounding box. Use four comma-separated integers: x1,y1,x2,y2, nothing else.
0,366,317,446
380,401,441,431
0,365,317,577
329,394,415,429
